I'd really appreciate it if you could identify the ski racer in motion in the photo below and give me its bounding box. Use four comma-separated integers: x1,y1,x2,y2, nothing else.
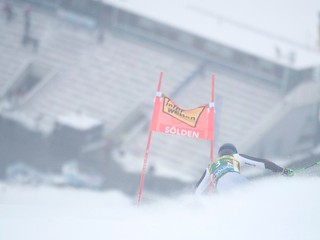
195,143,294,194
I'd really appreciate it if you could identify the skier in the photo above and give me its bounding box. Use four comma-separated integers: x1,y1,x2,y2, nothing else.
195,143,294,194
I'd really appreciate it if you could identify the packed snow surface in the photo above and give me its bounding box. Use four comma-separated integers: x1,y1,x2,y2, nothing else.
1,176,319,240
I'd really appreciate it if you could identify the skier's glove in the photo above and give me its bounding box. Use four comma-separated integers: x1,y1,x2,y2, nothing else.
281,168,294,177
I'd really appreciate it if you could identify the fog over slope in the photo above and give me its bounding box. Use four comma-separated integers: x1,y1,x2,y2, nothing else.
1,176,319,240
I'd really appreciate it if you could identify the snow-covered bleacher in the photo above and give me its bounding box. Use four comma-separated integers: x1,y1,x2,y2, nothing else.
240,81,320,156
0,2,200,134
0,1,293,186
0,1,55,96
17,25,199,132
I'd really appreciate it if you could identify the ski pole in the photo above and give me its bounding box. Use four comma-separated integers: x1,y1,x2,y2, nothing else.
293,159,320,175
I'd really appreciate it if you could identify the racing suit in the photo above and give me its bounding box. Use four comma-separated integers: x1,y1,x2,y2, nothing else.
195,153,284,194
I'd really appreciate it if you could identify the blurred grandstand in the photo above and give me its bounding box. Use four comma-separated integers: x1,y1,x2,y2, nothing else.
0,0,319,198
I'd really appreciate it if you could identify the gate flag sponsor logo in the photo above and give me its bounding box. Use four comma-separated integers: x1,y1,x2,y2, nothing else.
151,95,213,140
163,97,205,128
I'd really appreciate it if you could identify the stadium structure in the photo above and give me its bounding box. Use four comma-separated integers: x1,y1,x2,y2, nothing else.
0,0,319,198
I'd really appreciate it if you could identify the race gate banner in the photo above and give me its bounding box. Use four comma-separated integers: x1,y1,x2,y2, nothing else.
151,95,213,140
137,72,215,206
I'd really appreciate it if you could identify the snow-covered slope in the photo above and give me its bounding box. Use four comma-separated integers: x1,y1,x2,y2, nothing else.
1,176,319,240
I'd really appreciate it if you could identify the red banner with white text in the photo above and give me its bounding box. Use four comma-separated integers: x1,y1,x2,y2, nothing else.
151,95,213,140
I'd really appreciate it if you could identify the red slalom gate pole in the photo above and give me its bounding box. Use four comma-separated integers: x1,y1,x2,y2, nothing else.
209,74,215,193
210,74,215,162
137,72,163,206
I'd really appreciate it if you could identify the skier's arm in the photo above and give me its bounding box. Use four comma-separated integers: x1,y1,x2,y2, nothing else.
235,153,284,172
195,170,206,188
195,169,211,195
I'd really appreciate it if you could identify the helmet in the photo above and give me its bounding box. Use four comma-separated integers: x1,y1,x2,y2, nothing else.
218,143,238,157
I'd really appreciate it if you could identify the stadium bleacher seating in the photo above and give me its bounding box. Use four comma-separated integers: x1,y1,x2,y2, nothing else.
2,1,308,188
